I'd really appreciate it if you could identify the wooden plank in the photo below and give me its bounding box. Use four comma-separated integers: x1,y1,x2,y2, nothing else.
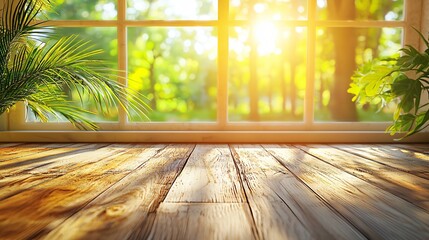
0,143,70,160
0,144,168,239
0,143,107,175
43,144,194,240
0,143,41,157
164,144,245,203
230,144,365,240
0,143,92,176
0,144,126,200
395,144,429,154
298,144,429,210
148,203,256,240
264,144,429,240
378,144,429,156
334,144,429,179
0,142,24,149
374,144,429,163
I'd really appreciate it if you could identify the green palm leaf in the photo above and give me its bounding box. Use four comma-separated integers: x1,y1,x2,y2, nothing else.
0,0,150,130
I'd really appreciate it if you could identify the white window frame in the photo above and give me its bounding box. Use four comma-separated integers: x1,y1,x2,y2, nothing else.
1,0,428,142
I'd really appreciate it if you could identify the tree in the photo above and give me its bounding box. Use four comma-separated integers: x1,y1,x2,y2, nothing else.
327,0,358,121
0,0,149,129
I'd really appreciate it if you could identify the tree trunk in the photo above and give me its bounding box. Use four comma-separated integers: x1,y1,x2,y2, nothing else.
328,0,358,121
281,52,287,113
149,58,157,110
249,26,259,121
268,75,273,113
289,30,297,116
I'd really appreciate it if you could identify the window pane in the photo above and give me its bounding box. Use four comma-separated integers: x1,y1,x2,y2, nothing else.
317,0,404,21
314,27,402,122
230,0,307,20
127,0,218,20
229,26,307,122
26,27,119,123
128,27,217,122
48,0,117,20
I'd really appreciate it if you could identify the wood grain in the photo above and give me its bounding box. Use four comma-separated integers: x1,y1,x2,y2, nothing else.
0,143,23,148
0,143,427,240
0,144,166,239
231,144,365,240
0,143,93,176
395,144,429,154
297,144,429,210
0,143,70,161
264,144,429,240
0,144,125,200
148,203,256,240
0,143,37,156
334,144,429,179
164,144,245,203
43,144,194,240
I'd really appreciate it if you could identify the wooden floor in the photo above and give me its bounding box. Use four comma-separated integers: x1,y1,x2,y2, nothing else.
0,143,428,239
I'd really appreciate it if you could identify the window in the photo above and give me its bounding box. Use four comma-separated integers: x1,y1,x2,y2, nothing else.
5,0,426,141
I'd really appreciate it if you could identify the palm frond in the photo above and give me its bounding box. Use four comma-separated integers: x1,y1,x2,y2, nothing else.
0,0,151,128
27,89,99,130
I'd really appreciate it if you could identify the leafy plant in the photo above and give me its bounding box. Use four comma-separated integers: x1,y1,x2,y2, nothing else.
0,0,150,130
349,29,429,138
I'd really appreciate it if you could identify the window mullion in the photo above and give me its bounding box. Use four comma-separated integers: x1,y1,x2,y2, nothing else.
305,0,316,129
404,0,423,49
218,0,229,128
117,0,127,129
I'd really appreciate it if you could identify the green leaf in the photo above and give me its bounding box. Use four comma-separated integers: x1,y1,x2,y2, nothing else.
27,89,99,130
404,110,429,137
391,74,413,96
387,113,415,135
352,28,429,139
0,0,151,129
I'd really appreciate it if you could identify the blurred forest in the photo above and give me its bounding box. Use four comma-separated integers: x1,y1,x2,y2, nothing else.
39,0,404,123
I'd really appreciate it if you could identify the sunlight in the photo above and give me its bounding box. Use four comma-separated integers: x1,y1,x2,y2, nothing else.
252,21,281,56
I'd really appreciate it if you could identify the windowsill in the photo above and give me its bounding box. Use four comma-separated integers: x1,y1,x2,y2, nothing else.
1,130,427,143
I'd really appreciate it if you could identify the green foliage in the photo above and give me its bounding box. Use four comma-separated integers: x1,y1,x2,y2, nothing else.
349,30,429,138
0,0,150,129
127,27,218,122
9,0,405,124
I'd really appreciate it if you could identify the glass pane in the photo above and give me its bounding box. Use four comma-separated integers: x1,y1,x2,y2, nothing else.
48,0,117,20
317,0,404,21
229,25,307,122
128,27,217,122
314,27,402,122
127,0,217,20
230,0,307,20
26,27,119,123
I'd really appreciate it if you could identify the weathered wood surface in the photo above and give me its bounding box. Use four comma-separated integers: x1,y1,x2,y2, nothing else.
0,143,70,161
44,144,194,240
264,144,429,240
0,143,428,240
165,144,245,203
231,144,365,240
0,143,39,155
335,144,429,179
0,144,167,239
0,143,23,148
395,143,429,154
0,144,124,200
297,144,429,210
149,203,256,240
0,143,95,175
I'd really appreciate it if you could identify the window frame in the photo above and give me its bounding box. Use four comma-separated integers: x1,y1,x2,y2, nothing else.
2,0,428,142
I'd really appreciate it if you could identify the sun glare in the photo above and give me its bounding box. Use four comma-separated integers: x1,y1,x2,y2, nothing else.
253,21,281,56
